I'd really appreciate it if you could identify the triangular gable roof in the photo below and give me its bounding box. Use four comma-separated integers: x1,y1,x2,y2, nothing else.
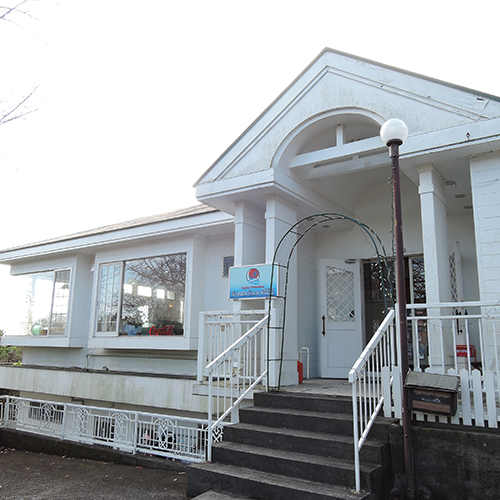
195,48,500,193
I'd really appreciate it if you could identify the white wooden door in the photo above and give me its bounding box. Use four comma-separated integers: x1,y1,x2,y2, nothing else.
319,259,362,378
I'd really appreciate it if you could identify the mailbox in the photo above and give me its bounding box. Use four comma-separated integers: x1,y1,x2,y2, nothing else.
405,371,459,416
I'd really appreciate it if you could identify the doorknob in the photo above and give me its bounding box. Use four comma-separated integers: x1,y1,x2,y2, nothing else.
322,315,326,336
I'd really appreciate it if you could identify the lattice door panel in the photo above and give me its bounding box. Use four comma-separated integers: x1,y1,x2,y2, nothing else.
325,265,355,322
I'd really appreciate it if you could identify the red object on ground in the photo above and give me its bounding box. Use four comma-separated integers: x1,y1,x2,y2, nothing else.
297,360,304,384
456,344,477,361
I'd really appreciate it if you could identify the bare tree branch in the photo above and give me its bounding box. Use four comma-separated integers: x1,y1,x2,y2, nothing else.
0,0,30,22
0,0,38,126
0,86,38,125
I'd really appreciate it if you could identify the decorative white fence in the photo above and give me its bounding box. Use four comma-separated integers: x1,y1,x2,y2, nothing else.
404,301,500,428
206,314,269,461
349,300,500,492
197,310,267,382
0,396,211,463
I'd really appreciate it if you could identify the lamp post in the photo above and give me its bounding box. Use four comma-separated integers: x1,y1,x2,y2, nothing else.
380,118,415,499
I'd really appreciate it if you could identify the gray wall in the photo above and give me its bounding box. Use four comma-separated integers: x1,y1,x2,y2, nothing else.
390,422,500,500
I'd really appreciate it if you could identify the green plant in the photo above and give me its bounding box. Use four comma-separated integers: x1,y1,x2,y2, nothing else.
0,329,23,363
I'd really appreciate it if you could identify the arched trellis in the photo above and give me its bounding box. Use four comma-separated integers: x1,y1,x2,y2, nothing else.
266,213,395,389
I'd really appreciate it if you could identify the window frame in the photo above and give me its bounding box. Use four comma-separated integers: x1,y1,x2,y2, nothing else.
9,267,73,338
95,262,124,336
47,268,72,336
94,253,187,339
222,256,234,278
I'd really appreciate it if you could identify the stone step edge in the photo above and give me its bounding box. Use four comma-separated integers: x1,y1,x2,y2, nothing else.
214,440,381,473
189,462,370,500
226,421,386,448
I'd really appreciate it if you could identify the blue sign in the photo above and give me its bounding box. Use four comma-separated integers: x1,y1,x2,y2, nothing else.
229,264,279,300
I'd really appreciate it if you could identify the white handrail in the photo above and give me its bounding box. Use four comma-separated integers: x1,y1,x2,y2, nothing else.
205,316,268,374
349,309,396,493
197,310,267,382
349,309,396,379
206,314,268,461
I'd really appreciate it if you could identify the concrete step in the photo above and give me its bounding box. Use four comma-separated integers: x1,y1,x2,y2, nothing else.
255,391,354,414
187,387,395,500
222,422,387,464
187,462,371,500
239,405,355,436
240,404,394,441
211,441,381,491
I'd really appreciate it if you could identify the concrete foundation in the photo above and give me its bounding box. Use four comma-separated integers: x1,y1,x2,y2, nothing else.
390,422,500,500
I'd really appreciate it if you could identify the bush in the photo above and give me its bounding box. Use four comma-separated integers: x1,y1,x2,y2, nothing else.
0,329,22,363
0,346,22,363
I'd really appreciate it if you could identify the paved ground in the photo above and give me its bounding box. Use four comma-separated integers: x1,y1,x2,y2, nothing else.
0,447,189,499
282,378,352,397
0,381,350,499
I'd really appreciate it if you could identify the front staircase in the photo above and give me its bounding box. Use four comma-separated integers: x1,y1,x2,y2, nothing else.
187,388,395,499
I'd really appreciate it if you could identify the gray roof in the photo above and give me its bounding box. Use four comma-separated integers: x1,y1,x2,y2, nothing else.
0,204,219,254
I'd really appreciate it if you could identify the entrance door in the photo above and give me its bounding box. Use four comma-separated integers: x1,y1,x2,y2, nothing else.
319,259,362,378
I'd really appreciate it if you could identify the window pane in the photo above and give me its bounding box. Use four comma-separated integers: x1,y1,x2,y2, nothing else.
325,266,355,322
96,263,122,333
411,257,426,303
49,270,71,335
6,270,71,337
120,254,186,336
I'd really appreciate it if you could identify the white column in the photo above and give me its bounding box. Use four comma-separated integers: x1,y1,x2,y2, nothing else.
233,201,265,312
234,201,265,267
418,164,452,370
265,195,298,387
418,164,451,304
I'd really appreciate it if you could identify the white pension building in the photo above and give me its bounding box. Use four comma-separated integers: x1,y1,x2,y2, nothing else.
1,48,500,418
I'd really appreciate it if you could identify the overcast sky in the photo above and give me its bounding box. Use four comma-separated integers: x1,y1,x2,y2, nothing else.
2,0,500,250
1,0,500,312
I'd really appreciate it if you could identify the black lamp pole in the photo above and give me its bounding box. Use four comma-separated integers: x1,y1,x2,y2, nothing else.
381,119,415,499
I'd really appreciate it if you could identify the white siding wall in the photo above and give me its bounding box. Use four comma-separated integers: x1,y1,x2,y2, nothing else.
317,176,423,263
447,213,479,301
297,236,318,377
203,234,234,312
470,154,500,301
70,254,95,340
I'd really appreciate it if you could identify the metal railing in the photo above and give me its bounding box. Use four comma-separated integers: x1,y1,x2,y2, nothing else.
206,314,268,461
405,301,500,379
349,300,500,492
197,310,267,382
0,396,209,463
348,309,397,493
405,301,500,429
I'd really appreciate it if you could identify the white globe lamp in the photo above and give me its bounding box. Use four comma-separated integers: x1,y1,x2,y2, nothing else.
380,118,408,146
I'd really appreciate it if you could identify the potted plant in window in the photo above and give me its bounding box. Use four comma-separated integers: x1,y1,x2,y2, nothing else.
141,321,154,335
121,316,142,335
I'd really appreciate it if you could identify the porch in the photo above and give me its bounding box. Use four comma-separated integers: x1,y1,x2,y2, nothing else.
196,299,500,497
197,300,500,429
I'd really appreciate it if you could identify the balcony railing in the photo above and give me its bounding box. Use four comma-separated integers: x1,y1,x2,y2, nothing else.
0,396,209,463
